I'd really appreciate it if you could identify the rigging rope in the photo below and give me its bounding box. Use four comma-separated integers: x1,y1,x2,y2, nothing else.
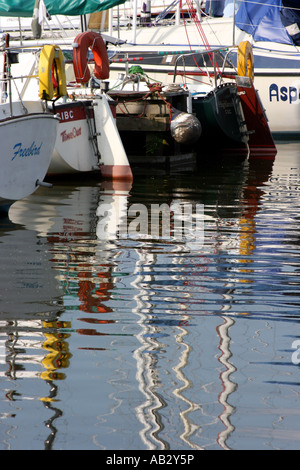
181,0,222,75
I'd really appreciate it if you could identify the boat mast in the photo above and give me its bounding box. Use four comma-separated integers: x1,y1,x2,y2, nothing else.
109,8,113,36
80,15,87,32
18,17,23,45
3,35,13,116
132,0,138,44
233,0,236,45
176,1,180,25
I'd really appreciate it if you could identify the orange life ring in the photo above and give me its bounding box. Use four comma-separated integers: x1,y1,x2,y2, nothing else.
73,31,109,84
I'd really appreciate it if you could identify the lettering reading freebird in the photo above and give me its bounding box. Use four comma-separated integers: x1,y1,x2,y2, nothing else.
12,142,42,161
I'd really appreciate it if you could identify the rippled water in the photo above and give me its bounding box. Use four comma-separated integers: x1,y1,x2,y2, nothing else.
0,143,299,450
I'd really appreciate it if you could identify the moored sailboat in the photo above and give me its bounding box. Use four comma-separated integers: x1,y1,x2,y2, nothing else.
0,0,133,181
0,34,59,213
0,1,278,163
105,0,300,139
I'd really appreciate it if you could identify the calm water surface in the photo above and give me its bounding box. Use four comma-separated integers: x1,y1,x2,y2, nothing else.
0,143,300,450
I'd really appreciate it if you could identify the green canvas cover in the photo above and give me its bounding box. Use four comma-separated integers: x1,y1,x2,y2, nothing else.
0,0,126,17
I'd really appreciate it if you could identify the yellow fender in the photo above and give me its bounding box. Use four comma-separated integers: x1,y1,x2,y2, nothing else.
39,45,67,100
237,41,254,81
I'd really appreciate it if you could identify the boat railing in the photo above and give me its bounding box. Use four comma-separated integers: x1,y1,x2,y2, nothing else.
0,45,40,114
172,46,239,87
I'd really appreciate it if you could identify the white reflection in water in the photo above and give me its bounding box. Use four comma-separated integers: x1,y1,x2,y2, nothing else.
0,145,299,449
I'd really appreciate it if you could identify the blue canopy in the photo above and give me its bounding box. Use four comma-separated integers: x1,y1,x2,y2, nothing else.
235,0,293,44
205,0,226,17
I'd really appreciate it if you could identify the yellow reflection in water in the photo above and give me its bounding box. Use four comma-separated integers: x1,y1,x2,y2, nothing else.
40,321,72,385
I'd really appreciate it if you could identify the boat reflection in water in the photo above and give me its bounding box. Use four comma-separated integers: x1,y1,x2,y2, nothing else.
129,159,271,449
1,179,132,448
0,155,281,449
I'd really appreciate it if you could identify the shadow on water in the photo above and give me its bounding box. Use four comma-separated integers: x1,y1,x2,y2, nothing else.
0,144,299,449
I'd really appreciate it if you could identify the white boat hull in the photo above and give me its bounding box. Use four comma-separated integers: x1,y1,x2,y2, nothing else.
49,97,133,180
4,52,132,180
49,100,99,174
0,104,58,204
